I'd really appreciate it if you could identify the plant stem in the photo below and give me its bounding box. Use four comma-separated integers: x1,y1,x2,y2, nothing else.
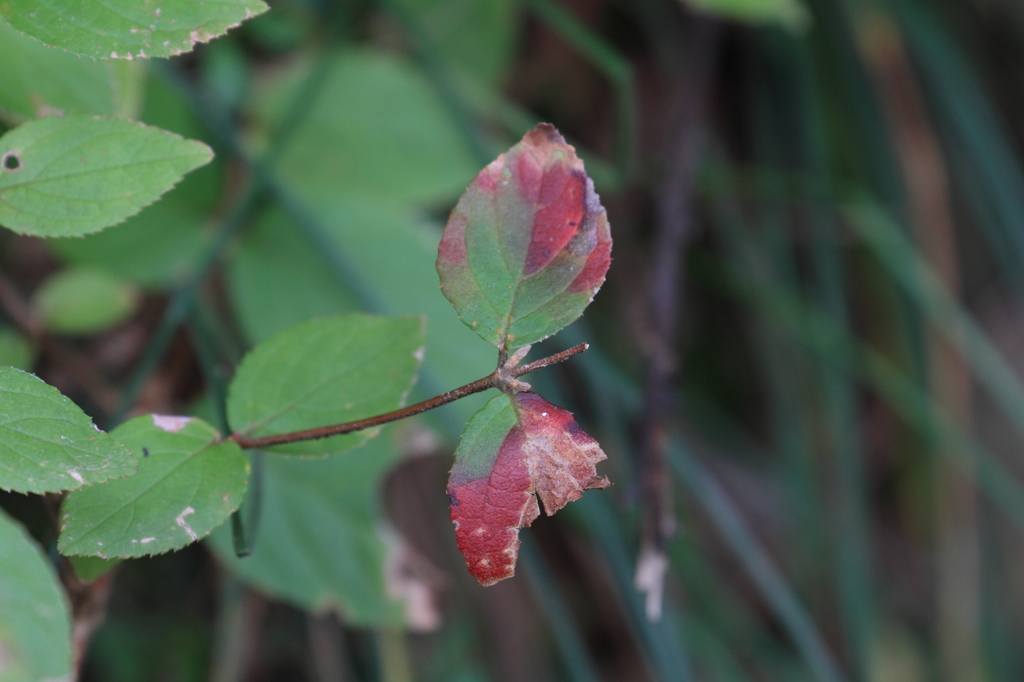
228,343,588,450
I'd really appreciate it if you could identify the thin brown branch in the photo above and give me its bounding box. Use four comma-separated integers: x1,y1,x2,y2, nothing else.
510,343,588,377
228,343,589,450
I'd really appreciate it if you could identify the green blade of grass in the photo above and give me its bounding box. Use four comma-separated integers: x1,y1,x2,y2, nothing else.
898,2,1024,294
668,438,848,682
519,536,602,682
561,328,844,681
845,204,1024,450
718,254,1024,533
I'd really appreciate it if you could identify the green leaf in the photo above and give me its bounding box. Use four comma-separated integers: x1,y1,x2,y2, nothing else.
447,392,609,585
0,0,268,60
0,509,72,682
0,114,213,237
226,203,494,428
438,124,613,352
680,0,808,30
260,50,478,206
0,367,136,493
47,184,212,287
0,328,34,370
208,432,436,629
226,208,361,343
47,75,219,288
226,314,425,457
0,19,116,123
34,267,139,334
389,0,518,86
58,415,248,558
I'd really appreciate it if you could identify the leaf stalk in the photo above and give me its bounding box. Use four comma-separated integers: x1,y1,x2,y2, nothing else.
227,344,589,450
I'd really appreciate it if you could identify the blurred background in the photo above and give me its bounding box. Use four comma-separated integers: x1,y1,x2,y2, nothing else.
4,0,1024,679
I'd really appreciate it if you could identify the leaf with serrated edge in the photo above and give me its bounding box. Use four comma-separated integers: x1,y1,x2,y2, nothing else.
447,392,609,586
437,123,612,352
0,367,135,493
58,415,248,558
0,115,212,237
0,0,267,60
227,314,425,457
0,509,73,682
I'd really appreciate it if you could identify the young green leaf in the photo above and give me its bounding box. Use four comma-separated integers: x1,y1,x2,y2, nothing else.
0,367,136,493
58,415,248,558
0,115,212,237
34,267,140,334
448,392,609,586
208,432,437,629
0,0,267,60
227,314,425,457
0,509,73,682
437,123,612,352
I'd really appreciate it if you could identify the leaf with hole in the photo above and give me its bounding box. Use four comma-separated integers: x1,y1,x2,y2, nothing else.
0,509,73,682
47,76,220,287
0,0,267,60
58,415,248,558
437,123,612,352
0,367,136,493
0,115,212,237
448,392,609,585
227,314,425,456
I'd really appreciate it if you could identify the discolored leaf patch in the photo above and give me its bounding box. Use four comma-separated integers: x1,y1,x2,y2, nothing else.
58,415,248,558
447,392,609,586
437,123,612,352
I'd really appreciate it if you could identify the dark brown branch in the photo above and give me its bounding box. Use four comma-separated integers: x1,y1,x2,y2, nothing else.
228,343,589,450
636,12,721,621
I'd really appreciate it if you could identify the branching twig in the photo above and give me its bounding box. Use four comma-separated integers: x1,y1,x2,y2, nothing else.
228,344,589,450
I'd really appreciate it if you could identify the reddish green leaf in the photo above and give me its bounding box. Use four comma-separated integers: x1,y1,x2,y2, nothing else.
447,392,609,586
437,124,612,352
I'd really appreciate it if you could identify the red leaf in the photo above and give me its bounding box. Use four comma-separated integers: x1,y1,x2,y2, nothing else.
436,123,613,351
448,393,610,586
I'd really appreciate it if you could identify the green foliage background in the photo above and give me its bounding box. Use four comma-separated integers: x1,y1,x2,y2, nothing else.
4,0,1024,680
